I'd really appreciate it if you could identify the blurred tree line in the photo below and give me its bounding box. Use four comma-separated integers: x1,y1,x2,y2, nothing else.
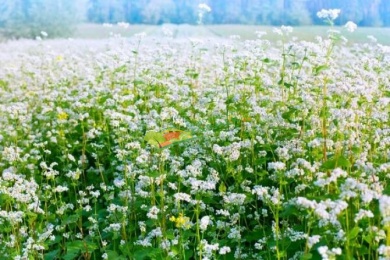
1,0,390,39
87,0,390,27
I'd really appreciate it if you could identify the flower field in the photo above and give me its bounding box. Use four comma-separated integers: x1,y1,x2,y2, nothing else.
0,26,389,260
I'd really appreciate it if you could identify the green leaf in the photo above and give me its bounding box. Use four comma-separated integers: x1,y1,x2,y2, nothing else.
313,65,329,76
347,226,360,240
144,131,165,147
219,182,227,193
300,253,313,260
321,156,351,170
336,156,352,168
106,250,127,260
44,249,60,260
65,240,84,251
283,82,294,88
114,65,127,73
26,211,38,225
63,214,79,225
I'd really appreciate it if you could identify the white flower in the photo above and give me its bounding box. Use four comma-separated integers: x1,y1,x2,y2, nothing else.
200,216,211,231
268,162,286,171
354,209,374,223
117,22,129,29
307,235,321,249
345,21,357,32
219,246,231,255
198,3,211,12
54,185,69,193
379,195,390,225
147,206,160,219
67,154,76,162
317,9,341,20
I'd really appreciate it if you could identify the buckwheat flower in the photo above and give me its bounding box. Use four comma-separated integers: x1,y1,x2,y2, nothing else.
117,22,129,29
135,238,152,247
345,21,357,32
276,147,290,161
148,227,163,238
147,206,160,220
174,192,192,203
379,195,390,226
54,185,69,193
162,26,173,37
317,9,341,20
102,253,108,260
113,177,125,188
200,216,211,231
139,221,146,233
2,146,22,162
228,227,241,239
254,237,267,250
108,223,121,232
213,144,223,155
223,193,246,206
198,3,211,12
161,239,171,250
354,209,374,223
252,186,270,201
318,246,342,260
268,162,286,171
378,245,390,258
219,246,231,255
281,25,293,35
67,154,75,162
90,190,100,198
270,188,283,206
228,149,240,161
295,197,316,210
307,235,321,249
255,31,267,39
216,209,230,216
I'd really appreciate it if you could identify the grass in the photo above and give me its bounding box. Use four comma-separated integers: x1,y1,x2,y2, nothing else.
74,23,390,45
0,21,390,260
73,23,158,39
207,24,390,44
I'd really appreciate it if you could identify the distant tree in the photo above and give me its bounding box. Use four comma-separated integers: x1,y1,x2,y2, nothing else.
379,0,390,26
87,0,126,23
142,0,176,24
82,0,390,27
172,0,197,24
282,0,312,25
0,0,81,39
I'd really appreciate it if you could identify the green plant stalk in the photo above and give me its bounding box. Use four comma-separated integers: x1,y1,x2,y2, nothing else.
195,201,202,260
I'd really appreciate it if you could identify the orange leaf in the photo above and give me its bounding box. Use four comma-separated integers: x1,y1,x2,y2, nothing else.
159,140,172,148
163,131,181,141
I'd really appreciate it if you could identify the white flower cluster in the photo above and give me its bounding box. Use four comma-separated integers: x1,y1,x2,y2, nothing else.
317,9,341,20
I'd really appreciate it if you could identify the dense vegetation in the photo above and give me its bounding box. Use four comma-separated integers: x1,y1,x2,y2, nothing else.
0,13,389,259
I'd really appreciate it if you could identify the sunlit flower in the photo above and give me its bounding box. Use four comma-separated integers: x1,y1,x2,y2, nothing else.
345,21,357,32
169,213,191,229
